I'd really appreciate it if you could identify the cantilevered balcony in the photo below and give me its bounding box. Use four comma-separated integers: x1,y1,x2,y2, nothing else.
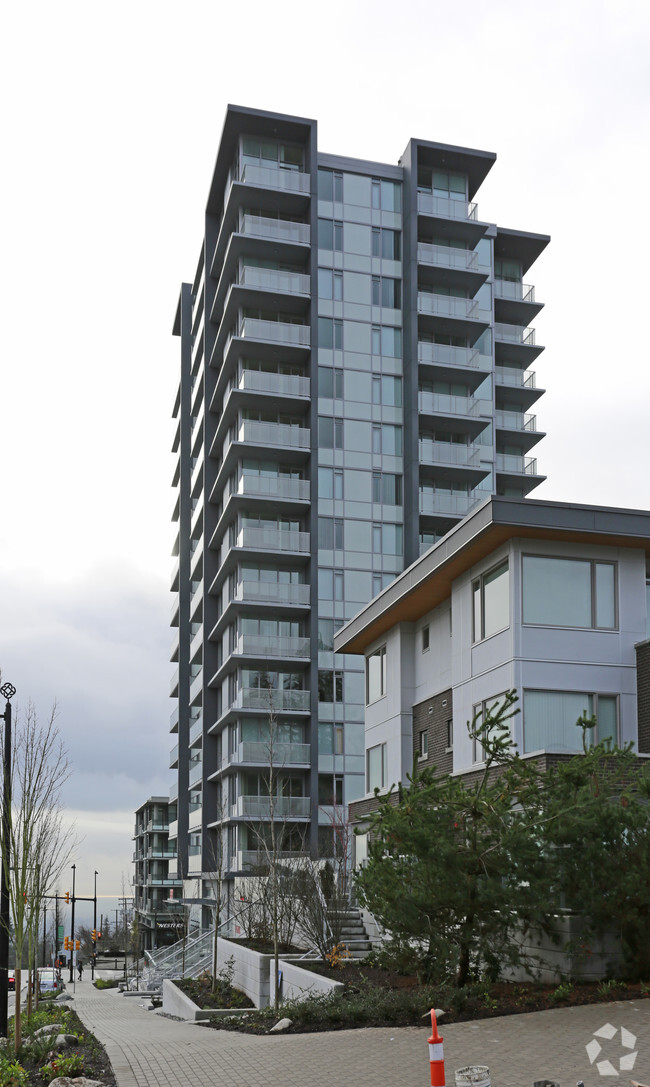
218,420,311,463
232,634,311,659
418,439,481,469
234,475,310,504
228,849,306,872
417,342,490,388
418,391,481,420
494,321,543,364
419,491,482,518
232,579,310,607
236,369,310,400
417,193,478,221
417,242,479,273
224,526,311,561
495,409,539,434
494,279,544,325
239,214,310,246
239,316,310,347
417,293,489,341
229,740,310,766
418,292,479,320
234,795,310,820
238,164,311,195
235,687,310,713
495,453,540,476
238,265,310,296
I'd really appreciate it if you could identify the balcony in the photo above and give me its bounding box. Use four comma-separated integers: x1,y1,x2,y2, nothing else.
419,439,481,468
417,192,478,221
189,716,203,746
169,743,178,769
417,242,479,272
233,526,310,556
240,213,310,246
418,292,479,321
495,366,537,390
495,453,539,475
189,761,203,787
495,409,538,433
238,265,310,297
238,317,310,348
494,280,535,303
229,849,306,872
169,667,179,698
419,492,482,518
234,580,310,607
238,163,311,195
237,687,310,713
235,475,310,504
230,741,310,766
418,391,481,419
233,634,310,659
495,322,536,345
418,341,488,376
237,369,310,400
235,795,310,819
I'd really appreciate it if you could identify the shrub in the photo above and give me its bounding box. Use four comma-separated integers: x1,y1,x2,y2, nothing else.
0,1057,28,1087
40,1052,84,1083
94,978,119,990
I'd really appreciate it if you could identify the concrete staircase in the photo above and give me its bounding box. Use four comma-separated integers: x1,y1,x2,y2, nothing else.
331,907,374,960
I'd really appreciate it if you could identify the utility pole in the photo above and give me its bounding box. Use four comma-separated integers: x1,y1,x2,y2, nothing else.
0,682,16,1038
91,871,98,981
42,902,47,967
68,864,76,984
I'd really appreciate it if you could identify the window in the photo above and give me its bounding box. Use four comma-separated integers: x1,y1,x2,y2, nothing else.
446,719,453,750
317,218,343,251
318,416,343,449
422,626,430,652
371,325,402,358
241,137,304,172
318,168,343,202
318,366,343,399
367,743,388,791
372,522,403,555
472,695,508,763
372,424,402,457
318,670,343,703
371,178,401,211
366,645,387,704
318,517,343,550
522,556,617,630
318,467,343,499
318,317,343,350
318,268,343,300
371,228,401,261
419,729,428,759
318,774,343,806
372,472,402,505
472,560,509,641
372,276,401,308
372,375,402,407
523,690,618,753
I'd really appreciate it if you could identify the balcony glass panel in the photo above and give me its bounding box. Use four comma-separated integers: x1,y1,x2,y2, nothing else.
494,280,535,302
239,164,310,193
240,318,310,346
418,293,479,320
417,193,478,221
495,453,538,475
236,580,310,606
495,410,537,432
418,391,480,418
237,476,310,502
235,634,310,658
494,322,536,345
238,370,310,398
240,214,310,245
238,420,310,449
239,266,310,295
236,527,310,555
418,342,482,369
495,366,537,389
234,741,310,764
418,439,480,467
419,492,481,516
236,795,310,818
417,243,479,272
238,687,310,712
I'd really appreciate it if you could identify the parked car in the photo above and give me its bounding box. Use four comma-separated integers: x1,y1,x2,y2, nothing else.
37,968,62,993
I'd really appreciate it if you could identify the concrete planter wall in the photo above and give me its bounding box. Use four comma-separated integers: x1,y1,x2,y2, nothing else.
278,959,345,1002
506,914,623,983
162,979,252,1021
217,937,272,1007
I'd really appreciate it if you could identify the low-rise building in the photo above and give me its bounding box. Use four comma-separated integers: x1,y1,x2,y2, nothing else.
133,796,184,950
334,496,650,856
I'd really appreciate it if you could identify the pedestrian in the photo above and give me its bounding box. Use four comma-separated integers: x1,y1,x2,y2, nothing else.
78,961,83,980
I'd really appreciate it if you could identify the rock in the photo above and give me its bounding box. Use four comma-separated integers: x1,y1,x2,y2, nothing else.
33,1023,63,1037
53,1033,79,1048
55,992,73,1002
49,1078,106,1086
269,1017,293,1033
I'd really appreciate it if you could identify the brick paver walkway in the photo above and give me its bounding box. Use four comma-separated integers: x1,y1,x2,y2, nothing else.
70,976,650,1087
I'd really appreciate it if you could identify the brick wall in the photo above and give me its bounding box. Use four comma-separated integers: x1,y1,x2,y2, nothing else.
636,640,650,753
412,688,453,778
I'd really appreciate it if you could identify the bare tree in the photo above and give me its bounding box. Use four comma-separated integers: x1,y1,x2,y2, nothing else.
1,701,76,1051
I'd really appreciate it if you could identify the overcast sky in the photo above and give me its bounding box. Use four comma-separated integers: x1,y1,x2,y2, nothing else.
1,0,649,894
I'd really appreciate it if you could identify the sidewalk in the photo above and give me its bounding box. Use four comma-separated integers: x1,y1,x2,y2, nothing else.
70,977,650,1087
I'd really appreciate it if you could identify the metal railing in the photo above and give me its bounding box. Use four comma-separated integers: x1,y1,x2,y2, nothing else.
495,453,538,475
495,366,537,389
494,279,536,303
495,410,538,432
494,322,536,345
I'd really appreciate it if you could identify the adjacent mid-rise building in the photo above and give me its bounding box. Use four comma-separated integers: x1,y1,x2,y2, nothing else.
169,104,548,928
133,796,184,950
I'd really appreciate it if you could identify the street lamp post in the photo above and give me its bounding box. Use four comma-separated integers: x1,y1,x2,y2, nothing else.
0,682,16,1038
68,864,76,985
92,871,97,981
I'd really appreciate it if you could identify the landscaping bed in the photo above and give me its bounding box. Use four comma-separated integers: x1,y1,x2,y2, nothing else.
201,963,650,1034
5,999,115,1084
175,974,254,1010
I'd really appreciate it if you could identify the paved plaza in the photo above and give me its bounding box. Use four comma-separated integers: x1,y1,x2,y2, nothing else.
70,976,650,1087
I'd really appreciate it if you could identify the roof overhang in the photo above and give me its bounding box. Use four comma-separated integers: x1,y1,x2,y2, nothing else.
334,496,650,656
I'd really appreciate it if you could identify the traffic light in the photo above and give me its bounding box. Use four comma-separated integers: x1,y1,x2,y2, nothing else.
64,891,70,904
75,940,80,951
91,930,96,941
64,937,70,950
96,931,102,940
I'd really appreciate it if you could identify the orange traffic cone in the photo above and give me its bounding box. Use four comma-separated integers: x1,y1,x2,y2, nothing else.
428,1008,445,1087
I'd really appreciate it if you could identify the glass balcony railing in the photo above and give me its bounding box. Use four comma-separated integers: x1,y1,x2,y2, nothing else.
234,580,310,607
189,761,203,787
419,439,481,467
237,419,311,450
418,342,483,370
234,634,311,658
239,317,310,347
233,849,306,870
239,214,310,245
236,475,310,502
495,366,537,389
237,687,310,712
189,716,203,746
238,266,311,296
238,163,311,194
231,741,310,765
418,391,480,418
417,193,478,221
495,453,539,475
169,743,178,766
235,795,310,819
495,410,538,432
495,322,536,345
419,492,482,517
417,243,479,272
418,292,479,320
494,279,536,303
221,528,310,565
237,369,310,399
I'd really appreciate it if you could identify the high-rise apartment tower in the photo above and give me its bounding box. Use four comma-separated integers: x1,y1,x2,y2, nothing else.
169,104,548,927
